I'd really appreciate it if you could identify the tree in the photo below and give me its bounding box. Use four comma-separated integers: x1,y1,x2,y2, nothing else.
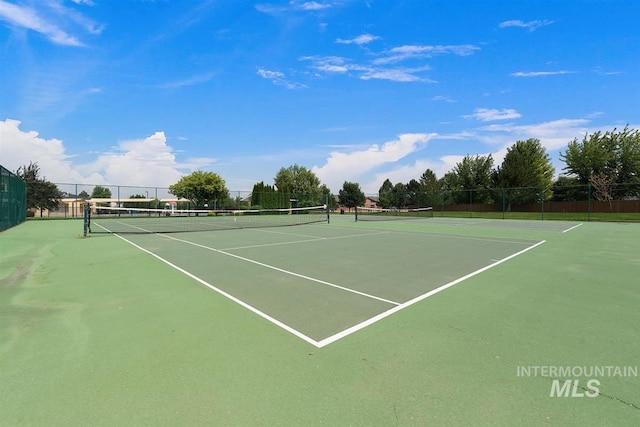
378,179,394,208
16,162,61,217
439,171,460,204
391,182,409,208
320,184,336,210
560,126,640,198
274,164,322,206
78,190,90,199
251,181,279,209
446,155,495,204
551,176,586,201
338,181,365,210
406,179,422,207
590,172,614,211
420,169,440,192
91,186,112,198
169,171,229,208
495,139,555,203
419,169,442,207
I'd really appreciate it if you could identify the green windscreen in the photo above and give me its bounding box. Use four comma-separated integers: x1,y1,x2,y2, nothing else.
0,165,27,231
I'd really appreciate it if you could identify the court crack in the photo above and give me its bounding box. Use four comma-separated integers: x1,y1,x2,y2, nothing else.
577,385,640,409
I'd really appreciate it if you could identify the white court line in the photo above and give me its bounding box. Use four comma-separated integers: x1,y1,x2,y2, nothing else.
222,231,389,251
102,225,546,348
315,239,547,347
429,218,572,233
107,232,323,347
562,223,583,233
158,234,400,306
365,228,537,246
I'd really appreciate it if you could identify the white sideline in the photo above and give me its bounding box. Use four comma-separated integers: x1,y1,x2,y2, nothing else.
106,228,546,348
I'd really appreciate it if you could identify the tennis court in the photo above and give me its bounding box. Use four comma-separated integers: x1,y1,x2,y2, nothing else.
1,213,639,425
92,213,547,347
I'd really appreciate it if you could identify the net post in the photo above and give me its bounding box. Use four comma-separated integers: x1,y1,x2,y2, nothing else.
587,183,592,222
83,203,89,236
355,206,359,222
325,195,330,224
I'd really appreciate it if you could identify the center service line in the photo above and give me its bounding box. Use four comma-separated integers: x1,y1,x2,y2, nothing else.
160,234,401,306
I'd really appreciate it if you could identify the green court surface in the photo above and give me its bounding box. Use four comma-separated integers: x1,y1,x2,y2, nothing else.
1,216,639,425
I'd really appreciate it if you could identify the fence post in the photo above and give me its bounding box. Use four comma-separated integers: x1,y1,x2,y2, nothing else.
587,183,592,222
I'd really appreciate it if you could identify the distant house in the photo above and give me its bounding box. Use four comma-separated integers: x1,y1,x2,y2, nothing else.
31,194,86,218
333,195,379,213
363,196,378,208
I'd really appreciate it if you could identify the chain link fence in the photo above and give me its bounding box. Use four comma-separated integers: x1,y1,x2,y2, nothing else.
21,181,640,222
0,165,27,231
43,183,330,218
367,182,640,222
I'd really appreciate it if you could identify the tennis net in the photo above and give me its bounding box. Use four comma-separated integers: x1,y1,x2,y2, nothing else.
354,206,433,222
84,204,329,234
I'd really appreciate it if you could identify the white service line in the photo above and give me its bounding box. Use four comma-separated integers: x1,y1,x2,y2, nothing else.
159,233,401,306
221,231,389,251
562,223,583,233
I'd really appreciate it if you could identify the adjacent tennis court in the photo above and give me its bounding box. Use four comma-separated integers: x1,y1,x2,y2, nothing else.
1,213,639,425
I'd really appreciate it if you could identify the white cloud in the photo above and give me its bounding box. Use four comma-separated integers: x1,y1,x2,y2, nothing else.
0,0,103,46
302,43,477,83
0,0,82,46
336,33,380,45
158,72,216,89
511,70,576,77
297,1,331,11
374,44,480,65
312,133,433,192
360,67,434,83
0,118,98,182
301,56,357,74
255,1,332,15
4,117,627,198
478,118,591,151
257,68,306,89
82,133,183,187
254,4,287,15
0,119,214,188
301,56,434,83
464,108,522,122
499,19,554,31
431,95,456,103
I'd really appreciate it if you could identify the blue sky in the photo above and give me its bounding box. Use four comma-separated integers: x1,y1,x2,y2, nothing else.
1,0,639,194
